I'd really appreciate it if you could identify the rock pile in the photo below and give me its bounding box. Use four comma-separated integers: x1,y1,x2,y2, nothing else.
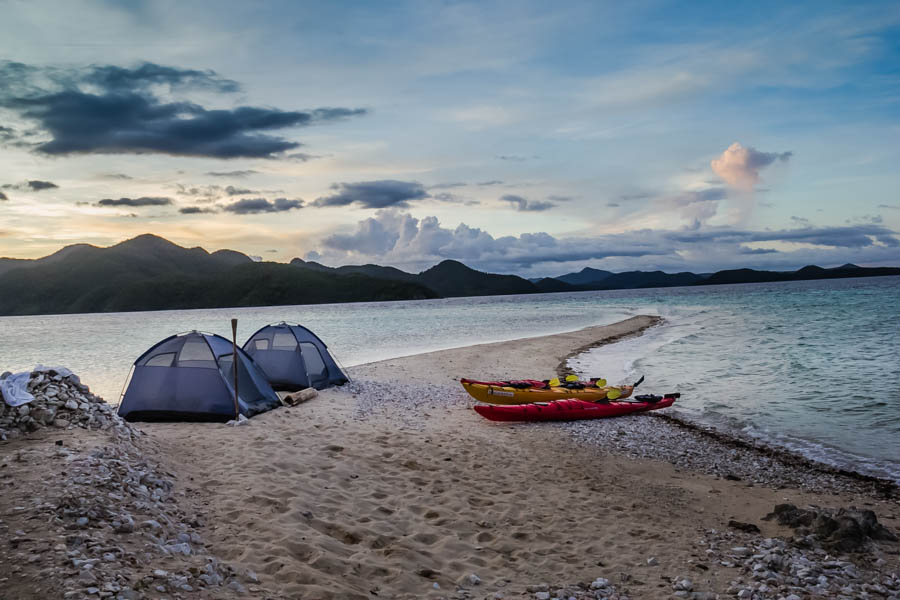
1,367,268,599
0,368,121,440
763,503,898,552
698,521,900,599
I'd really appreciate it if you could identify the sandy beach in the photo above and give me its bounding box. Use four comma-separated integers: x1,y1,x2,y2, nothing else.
2,315,898,599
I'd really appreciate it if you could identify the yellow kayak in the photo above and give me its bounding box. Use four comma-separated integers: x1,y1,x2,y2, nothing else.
460,380,637,406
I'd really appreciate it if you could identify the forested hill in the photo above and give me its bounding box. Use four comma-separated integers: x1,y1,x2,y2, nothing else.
1,234,898,316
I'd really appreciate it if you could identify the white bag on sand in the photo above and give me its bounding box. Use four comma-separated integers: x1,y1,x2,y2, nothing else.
0,371,34,407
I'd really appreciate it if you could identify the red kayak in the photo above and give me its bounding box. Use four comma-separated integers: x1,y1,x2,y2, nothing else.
473,394,678,422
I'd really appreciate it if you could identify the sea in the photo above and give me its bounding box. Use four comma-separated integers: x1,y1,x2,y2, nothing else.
1,276,898,482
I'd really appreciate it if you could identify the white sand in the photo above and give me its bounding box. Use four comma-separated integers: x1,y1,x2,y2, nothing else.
137,316,899,599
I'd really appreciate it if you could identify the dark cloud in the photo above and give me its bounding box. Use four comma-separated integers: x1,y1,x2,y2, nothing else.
0,191,7,201
878,204,900,210
501,194,556,212
97,196,172,207
0,125,14,141
26,180,58,191
497,155,531,161
83,63,240,93
791,216,811,225
207,170,258,178
285,152,320,161
2,180,59,192
477,180,504,186
224,185,255,196
0,61,367,159
223,197,303,214
97,173,133,180
429,182,467,189
607,202,620,207
313,180,429,209
179,206,217,214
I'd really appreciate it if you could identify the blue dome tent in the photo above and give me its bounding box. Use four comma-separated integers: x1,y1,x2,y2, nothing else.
242,322,348,391
118,331,281,422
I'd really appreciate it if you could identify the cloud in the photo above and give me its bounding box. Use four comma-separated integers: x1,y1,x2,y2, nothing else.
0,191,7,201
175,183,257,200
310,210,900,274
223,197,303,214
97,173,133,180
318,210,667,269
477,180,504,186
0,61,367,159
97,196,172,207
312,180,429,209
285,152,320,161
429,182,467,189
2,180,59,192
497,154,538,161
224,185,255,196
207,170,258,178
711,142,792,189
620,192,656,201
431,192,480,206
82,63,240,93
179,206,217,214
26,180,58,191
878,204,900,210
501,194,556,212
607,202,620,207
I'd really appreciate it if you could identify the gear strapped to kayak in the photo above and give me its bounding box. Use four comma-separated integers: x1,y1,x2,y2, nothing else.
459,376,645,405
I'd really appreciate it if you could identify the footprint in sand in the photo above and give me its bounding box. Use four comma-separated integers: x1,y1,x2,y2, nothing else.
413,532,439,545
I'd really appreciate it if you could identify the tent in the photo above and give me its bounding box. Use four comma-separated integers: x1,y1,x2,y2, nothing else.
242,322,348,391
118,331,281,422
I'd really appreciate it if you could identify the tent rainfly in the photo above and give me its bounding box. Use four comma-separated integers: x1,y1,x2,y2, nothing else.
242,322,348,391
118,331,281,422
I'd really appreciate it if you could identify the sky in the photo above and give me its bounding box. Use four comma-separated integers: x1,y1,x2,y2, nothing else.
0,0,898,276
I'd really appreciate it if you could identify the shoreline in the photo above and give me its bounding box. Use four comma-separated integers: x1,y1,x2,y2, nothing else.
2,315,898,599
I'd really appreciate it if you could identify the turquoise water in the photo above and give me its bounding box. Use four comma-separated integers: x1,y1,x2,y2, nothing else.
1,276,897,481
570,276,900,482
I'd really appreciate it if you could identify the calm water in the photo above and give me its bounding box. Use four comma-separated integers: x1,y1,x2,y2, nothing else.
571,276,900,482
1,276,898,481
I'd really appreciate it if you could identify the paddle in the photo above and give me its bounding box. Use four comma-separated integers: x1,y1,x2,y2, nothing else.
231,318,239,419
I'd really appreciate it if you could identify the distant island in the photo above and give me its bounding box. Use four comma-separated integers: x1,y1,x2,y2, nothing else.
0,234,898,316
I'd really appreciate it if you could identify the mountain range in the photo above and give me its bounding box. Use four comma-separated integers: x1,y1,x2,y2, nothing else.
0,234,898,316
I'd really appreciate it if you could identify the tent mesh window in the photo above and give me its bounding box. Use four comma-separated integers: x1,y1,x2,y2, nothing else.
299,342,328,380
144,352,176,367
178,339,217,368
272,332,298,350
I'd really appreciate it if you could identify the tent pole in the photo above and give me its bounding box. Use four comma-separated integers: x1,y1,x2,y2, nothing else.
231,318,239,419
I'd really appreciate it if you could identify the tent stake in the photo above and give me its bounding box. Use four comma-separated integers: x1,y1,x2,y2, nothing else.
231,318,239,419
